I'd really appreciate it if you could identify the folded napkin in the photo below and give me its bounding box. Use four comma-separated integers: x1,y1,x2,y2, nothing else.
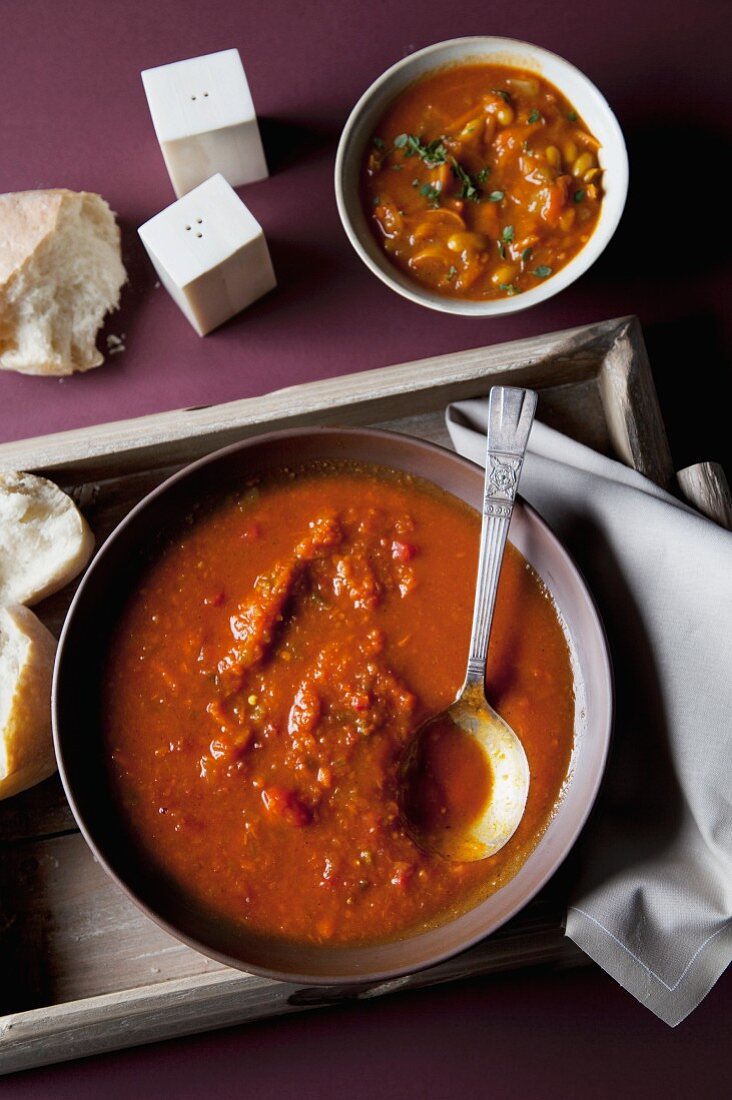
446,400,732,1026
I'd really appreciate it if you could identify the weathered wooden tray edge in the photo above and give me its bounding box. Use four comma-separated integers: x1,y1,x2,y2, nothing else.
2,315,725,1075
0,931,584,1073
0,314,674,488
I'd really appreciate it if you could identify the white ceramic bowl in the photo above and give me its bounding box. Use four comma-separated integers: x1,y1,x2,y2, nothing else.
335,36,629,316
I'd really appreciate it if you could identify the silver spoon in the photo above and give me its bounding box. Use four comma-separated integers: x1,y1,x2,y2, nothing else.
403,386,537,862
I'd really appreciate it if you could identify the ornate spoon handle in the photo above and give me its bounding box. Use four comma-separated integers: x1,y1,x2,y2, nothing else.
464,387,538,690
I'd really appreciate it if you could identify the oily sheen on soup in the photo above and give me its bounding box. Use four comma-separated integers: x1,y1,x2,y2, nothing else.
103,464,575,946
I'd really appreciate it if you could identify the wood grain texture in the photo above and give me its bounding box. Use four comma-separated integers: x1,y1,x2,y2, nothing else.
0,316,656,482
0,315,720,1075
677,462,732,530
0,896,582,1074
0,827,579,1011
596,316,675,489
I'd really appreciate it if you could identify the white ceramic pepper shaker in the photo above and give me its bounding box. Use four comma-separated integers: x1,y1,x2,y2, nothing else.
142,49,268,198
138,173,276,335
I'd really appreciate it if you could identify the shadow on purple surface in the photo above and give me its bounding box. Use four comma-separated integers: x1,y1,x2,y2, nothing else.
644,312,732,478
560,117,732,479
259,116,339,174
4,965,730,1099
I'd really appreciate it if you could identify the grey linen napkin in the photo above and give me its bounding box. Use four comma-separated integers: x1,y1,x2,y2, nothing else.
446,399,732,1026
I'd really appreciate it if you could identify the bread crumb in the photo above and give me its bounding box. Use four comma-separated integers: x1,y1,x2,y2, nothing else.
106,333,126,355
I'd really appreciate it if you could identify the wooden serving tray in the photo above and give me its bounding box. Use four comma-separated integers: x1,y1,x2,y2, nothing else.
0,315,726,1074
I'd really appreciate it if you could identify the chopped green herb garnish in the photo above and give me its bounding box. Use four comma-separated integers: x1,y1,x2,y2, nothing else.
528,109,541,124
373,136,385,149
497,242,506,259
502,225,515,243
533,265,553,278
476,166,491,183
451,159,481,202
397,132,486,200
521,247,533,264
492,89,511,102
499,284,519,296
488,190,504,202
424,138,449,165
446,265,458,281
419,182,442,205
574,189,585,203
567,110,578,122
401,134,447,165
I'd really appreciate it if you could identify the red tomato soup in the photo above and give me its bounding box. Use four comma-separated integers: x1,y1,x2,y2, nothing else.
104,464,575,946
362,63,604,300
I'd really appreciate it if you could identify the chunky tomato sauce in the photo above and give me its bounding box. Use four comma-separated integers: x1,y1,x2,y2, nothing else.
362,63,604,300
104,464,575,946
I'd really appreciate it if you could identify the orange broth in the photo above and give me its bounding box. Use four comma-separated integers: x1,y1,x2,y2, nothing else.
362,63,604,299
104,464,575,946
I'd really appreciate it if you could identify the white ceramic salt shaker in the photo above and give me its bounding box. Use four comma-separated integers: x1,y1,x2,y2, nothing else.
138,173,276,335
141,48,268,198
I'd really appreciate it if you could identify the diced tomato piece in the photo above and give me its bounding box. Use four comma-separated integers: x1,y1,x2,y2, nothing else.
231,729,255,759
203,590,226,607
317,765,332,788
540,175,570,225
288,684,321,736
390,862,414,888
261,786,312,826
391,539,417,562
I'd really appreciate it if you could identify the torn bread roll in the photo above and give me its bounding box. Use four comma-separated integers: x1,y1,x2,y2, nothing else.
0,470,95,606
0,605,58,800
0,189,127,376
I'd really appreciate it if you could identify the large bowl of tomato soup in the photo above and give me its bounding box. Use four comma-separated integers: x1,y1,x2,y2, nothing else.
53,427,612,984
335,37,628,315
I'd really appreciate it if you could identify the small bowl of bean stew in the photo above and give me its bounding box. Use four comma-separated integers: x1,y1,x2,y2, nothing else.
335,37,628,315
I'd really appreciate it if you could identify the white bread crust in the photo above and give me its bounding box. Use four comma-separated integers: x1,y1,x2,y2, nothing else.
0,604,58,800
0,470,95,606
0,189,127,376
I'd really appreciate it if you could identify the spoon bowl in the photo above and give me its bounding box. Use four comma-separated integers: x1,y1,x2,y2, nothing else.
403,682,530,861
402,386,537,861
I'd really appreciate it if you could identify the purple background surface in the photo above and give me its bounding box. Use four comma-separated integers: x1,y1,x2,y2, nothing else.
1,0,731,472
1,0,731,1093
